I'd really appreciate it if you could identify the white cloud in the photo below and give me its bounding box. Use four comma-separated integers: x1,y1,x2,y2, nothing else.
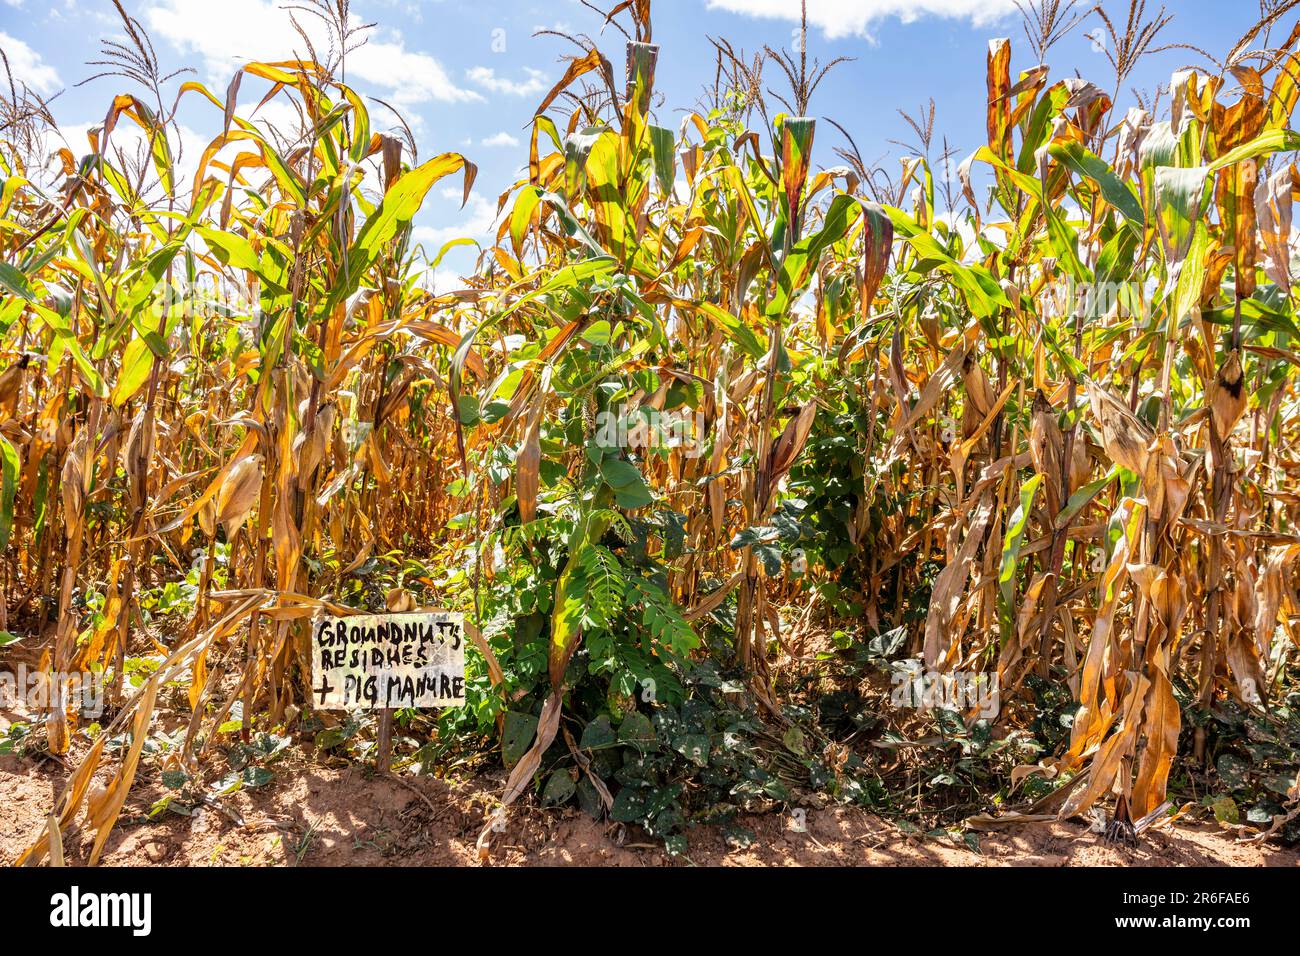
236,97,308,141
47,118,207,200
40,1,115,27
466,66,548,97
480,131,520,148
422,264,468,294
142,0,479,103
412,192,499,248
704,0,1015,38
350,34,481,105
0,31,61,94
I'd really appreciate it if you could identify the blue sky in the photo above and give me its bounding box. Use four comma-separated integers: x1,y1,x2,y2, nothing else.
0,1,1280,282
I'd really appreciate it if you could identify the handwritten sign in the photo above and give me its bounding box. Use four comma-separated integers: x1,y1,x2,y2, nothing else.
312,611,465,710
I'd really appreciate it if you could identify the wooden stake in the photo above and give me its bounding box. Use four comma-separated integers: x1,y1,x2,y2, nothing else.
376,708,393,773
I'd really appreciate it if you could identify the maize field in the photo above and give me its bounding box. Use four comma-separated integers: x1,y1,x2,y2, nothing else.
1,0,1299,866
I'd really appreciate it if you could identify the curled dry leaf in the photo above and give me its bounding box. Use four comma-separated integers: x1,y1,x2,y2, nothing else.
1087,378,1152,475
769,400,817,481
216,453,264,539
1209,348,1248,439
517,403,542,526
1029,389,1064,510
962,354,997,422
61,426,91,515
294,402,335,491
385,587,416,612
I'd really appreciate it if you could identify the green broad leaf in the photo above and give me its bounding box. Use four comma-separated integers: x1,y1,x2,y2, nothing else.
1211,796,1240,825
617,710,657,750
754,542,782,576
723,825,756,849
211,772,243,796
730,525,778,549
610,785,651,823
575,777,604,818
579,714,618,751
673,733,710,767
456,394,481,426
1216,753,1250,790
599,457,642,488
313,721,357,750
614,482,654,510
541,769,576,806
782,725,807,756
502,709,539,768
241,766,275,789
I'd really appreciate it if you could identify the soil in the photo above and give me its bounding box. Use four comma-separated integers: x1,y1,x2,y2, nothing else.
3,751,1296,867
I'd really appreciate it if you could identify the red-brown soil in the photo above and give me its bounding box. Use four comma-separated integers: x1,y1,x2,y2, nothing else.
3,751,1296,867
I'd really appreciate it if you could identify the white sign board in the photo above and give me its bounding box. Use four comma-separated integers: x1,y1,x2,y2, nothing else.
311,611,465,710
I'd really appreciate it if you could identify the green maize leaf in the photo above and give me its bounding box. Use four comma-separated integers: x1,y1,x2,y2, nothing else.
766,193,860,318
510,185,543,254
695,301,766,358
340,84,371,164
0,261,33,301
1207,128,1300,172
1049,140,1145,233
1153,165,1210,266
779,116,815,223
1016,81,1069,172
999,473,1043,616
650,125,676,198
328,151,473,311
1055,466,1120,530
196,226,262,273
0,434,18,552
111,336,155,407
1170,222,1210,325
31,302,106,397
887,206,1010,318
